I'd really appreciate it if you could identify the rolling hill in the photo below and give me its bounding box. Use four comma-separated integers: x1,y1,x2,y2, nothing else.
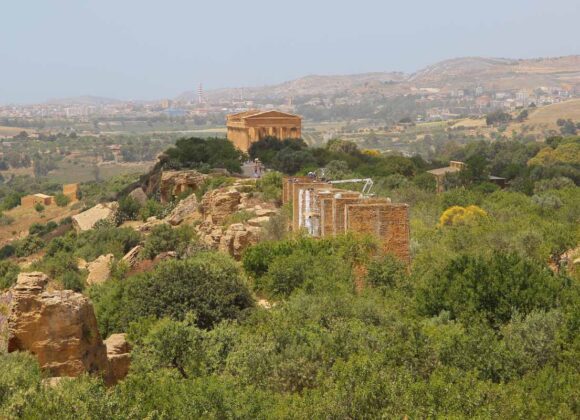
176,55,580,102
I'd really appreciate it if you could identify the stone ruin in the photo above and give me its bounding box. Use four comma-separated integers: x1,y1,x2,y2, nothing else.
2,272,130,385
196,180,279,260
284,177,411,263
159,170,208,203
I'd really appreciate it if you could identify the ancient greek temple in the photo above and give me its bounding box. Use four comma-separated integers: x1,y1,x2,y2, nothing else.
226,110,302,152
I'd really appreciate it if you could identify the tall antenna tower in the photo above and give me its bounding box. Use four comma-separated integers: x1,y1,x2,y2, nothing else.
198,83,204,105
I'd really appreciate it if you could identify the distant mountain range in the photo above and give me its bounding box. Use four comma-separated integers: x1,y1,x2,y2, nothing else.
46,55,580,106
176,55,580,103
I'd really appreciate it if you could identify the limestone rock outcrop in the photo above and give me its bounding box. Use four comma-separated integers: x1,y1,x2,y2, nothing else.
160,170,208,203
7,272,109,378
128,187,148,206
72,202,118,232
218,223,262,260
164,193,199,226
6,272,131,385
200,188,242,225
121,245,142,269
86,254,114,285
196,180,279,259
105,333,131,384
136,217,168,233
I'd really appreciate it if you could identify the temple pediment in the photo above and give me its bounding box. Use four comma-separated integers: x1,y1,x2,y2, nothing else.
226,109,302,152
242,110,300,120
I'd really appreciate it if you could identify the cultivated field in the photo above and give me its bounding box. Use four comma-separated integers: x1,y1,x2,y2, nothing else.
0,203,78,246
0,126,27,137
48,161,155,184
508,99,580,135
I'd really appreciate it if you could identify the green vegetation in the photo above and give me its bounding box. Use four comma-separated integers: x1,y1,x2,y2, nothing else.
91,252,253,335
0,261,19,290
54,193,70,207
486,110,512,126
164,137,243,173
0,133,578,418
141,224,195,260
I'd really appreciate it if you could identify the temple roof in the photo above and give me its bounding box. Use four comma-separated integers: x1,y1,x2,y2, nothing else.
228,110,301,120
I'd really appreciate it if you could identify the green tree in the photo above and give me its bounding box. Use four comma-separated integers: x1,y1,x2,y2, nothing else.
0,260,19,289
141,224,195,259
92,252,253,333
116,195,141,222
54,193,70,207
417,252,565,327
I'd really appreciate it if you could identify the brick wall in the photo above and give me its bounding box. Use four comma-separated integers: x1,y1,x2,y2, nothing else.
288,182,410,263
345,203,410,263
331,193,363,235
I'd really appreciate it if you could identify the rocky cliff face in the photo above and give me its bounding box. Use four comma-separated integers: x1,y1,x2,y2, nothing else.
159,170,208,203
7,272,109,377
105,333,131,383
5,272,130,384
196,181,279,259
164,193,199,226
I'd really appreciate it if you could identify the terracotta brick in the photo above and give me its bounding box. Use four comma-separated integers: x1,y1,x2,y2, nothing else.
332,193,363,235
346,203,410,263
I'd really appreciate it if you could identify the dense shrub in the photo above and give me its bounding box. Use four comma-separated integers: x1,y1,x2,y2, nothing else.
255,171,283,202
13,236,45,257
116,195,141,222
141,224,195,259
416,252,566,327
75,226,141,260
28,221,58,236
243,234,376,297
164,137,243,173
366,254,407,288
92,252,253,334
54,193,70,207
0,261,19,290
61,271,85,292
139,199,167,221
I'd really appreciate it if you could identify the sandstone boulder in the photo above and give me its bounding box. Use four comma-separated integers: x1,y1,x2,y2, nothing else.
218,224,262,260
164,193,199,225
105,333,131,384
72,202,118,232
247,216,271,227
128,187,148,205
86,254,114,285
7,272,109,378
200,188,242,224
160,170,208,203
254,208,278,217
195,182,280,259
121,245,142,268
136,217,168,233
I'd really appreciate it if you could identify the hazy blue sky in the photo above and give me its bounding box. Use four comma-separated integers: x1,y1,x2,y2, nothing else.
1,0,579,104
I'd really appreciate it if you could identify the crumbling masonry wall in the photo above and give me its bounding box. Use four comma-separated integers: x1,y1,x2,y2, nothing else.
331,194,363,236
284,177,411,263
345,203,410,263
291,181,329,232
